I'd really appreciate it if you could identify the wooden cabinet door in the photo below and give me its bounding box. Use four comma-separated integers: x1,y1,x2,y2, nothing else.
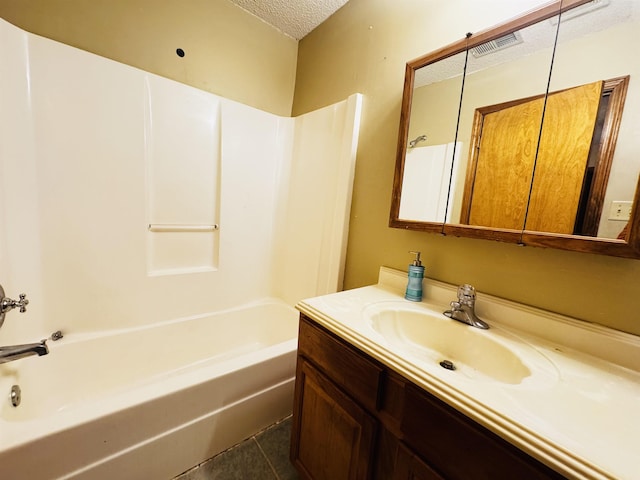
393,443,445,480
290,359,377,480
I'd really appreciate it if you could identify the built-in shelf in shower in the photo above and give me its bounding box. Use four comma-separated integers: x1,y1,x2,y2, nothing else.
144,76,221,276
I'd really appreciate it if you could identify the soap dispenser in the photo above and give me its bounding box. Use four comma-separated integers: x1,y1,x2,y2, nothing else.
405,251,424,302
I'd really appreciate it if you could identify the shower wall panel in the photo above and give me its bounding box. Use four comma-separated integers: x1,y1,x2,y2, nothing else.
276,94,362,306
0,18,285,335
26,30,148,334
0,21,45,341
0,18,360,338
219,100,294,299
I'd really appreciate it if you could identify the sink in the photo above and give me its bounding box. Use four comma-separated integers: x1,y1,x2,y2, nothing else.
364,302,555,385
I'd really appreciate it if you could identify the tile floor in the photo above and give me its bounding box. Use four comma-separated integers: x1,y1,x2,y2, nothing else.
174,416,299,480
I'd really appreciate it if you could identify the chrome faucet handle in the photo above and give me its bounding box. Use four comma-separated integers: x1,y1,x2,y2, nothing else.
457,284,476,307
445,284,489,329
1,293,29,313
0,289,29,328
17,294,29,313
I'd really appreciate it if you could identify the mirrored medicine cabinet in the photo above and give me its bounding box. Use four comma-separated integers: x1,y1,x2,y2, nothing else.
390,0,640,259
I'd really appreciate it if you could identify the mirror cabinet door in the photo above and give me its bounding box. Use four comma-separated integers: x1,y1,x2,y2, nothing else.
522,0,640,256
391,51,467,230
444,16,560,242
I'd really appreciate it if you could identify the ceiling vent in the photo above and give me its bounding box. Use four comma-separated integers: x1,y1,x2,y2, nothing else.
471,31,523,58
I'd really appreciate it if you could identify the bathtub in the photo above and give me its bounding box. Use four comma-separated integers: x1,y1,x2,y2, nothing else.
0,299,299,479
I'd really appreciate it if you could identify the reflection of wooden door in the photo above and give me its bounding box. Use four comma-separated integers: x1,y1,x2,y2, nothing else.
464,81,603,232
468,98,544,229
526,81,603,233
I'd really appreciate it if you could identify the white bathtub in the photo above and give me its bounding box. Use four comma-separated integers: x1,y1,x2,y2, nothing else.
0,299,299,479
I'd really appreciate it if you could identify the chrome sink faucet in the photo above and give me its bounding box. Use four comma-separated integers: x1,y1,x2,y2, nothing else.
444,284,490,329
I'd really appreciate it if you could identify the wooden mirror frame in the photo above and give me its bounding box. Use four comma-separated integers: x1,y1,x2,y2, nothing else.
389,0,640,259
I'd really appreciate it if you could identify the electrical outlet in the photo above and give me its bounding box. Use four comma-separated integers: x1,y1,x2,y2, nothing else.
608,201,632,221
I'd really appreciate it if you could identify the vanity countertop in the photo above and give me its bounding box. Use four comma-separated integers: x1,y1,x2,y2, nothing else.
296,267,640,480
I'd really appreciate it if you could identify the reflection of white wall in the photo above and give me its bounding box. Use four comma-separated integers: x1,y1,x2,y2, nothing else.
399,142,461,223
0,18,361,343
408,66,464,146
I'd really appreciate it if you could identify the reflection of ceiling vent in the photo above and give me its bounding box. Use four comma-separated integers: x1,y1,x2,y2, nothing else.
471,31,523,58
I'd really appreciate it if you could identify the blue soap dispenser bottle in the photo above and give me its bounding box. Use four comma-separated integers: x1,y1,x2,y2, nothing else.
405,251,424,302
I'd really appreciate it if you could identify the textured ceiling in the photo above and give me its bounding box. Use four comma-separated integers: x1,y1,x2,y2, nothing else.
229,0,349,39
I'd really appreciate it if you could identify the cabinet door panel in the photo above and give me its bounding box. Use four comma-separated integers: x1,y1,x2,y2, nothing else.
291,359,376,480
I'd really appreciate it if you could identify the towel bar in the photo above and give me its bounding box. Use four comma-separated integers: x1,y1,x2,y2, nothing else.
148,224,219,232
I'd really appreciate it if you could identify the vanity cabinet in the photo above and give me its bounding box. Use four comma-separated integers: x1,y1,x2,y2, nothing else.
290,315,566,480
292,359,377,479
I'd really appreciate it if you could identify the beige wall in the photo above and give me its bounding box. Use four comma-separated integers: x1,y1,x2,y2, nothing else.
0,0,297,116
293,0,640,336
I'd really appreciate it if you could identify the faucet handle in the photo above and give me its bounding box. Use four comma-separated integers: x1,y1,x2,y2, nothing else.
457,284,476,306
1,286,28,328
1,292,29,314
17,294,29,313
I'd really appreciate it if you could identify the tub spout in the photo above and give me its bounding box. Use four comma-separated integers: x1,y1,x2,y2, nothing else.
0,340,48,364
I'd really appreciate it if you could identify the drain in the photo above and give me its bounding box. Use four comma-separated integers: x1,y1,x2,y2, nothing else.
439,359,456,371
10,385,21,407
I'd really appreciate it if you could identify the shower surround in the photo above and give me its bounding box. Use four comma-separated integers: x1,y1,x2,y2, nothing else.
0,18,361,479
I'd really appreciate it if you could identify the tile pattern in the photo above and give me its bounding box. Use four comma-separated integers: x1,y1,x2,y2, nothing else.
175,416,299,480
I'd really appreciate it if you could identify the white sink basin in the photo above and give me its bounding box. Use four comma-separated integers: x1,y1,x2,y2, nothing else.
364,302,556,385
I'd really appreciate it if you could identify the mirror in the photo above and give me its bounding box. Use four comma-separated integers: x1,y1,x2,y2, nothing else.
390,0,640,258
398,51,467,224
449,17,559,241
